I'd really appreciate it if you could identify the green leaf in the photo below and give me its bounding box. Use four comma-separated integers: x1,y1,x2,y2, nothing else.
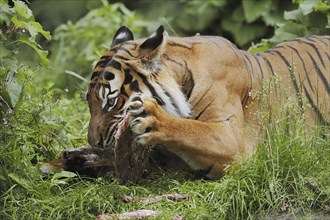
8,173,32,190
0,0,9,4
314,1,330,12
0,56,17,71
270,25,300,44
51,171,77,185
11,15,51,40
299,0,318,15
13,0,33,19
5,70,23,108
26,20,51,40
0,1,14,23
14,35,49,65
53,170,77,179
0,44,12,58
248,41,273,54
65,70,89,83
242,0,271,23
284,9,301,20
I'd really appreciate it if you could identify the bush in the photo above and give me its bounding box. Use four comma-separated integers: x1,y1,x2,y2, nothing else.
41,0,153,92
0,0,88,195
0,0,50,115
250,0,330,53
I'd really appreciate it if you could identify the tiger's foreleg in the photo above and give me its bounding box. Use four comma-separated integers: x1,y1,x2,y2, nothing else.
128,96,245,179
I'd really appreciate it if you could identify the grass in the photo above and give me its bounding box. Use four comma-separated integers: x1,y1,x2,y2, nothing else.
1,85,329,219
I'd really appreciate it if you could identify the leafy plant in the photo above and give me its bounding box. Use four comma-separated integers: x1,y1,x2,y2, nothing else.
43,0,152,92
249,0,330,53
120,0,294,48
0,0,50,115
271,0,329,42
121,0,329,51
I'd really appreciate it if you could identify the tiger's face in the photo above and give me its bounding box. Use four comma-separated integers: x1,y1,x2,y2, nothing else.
87,25,181,148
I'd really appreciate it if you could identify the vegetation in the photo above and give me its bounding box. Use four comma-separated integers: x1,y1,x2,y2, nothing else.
1,0,329,219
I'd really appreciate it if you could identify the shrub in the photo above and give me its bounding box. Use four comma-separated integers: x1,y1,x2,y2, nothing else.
42,0,152,92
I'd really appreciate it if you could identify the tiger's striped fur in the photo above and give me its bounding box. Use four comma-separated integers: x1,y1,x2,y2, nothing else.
87,26,329,179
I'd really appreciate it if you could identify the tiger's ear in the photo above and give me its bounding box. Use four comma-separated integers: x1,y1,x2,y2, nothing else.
138,25,166,59
127,25,167,76
110,26,134,48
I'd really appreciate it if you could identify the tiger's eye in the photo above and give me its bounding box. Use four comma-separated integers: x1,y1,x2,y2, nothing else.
107,97,116,106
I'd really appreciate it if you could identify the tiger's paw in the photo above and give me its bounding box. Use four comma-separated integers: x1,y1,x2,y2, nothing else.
127,95,165,145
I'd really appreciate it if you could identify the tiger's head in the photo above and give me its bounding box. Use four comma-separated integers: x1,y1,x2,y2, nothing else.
86,25,191,148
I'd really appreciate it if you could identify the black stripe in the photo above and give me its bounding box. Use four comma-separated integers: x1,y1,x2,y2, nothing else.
287,45,315,94
241,87,249,108
91,71,101,80
102,83,111,90
181,64,195,101
307,51,330,95
253,55,264,79
101,85,106,99
117,47,137,58
95,59,109,68
242,53,253,73
192,85,212,111
164,90,180,114
317,38,330,47
240,52,253,107
129,80,140,93
263,50,274,55
283,38,304,44
116,97,126,111
142,77,164,106
114,55,129,61
299,40,326,69
103,103,111,112
93,85,101,101
272,50,303,107
104,120,120,146
325,50,330,61
195,100,213,120
223,40,240,59
109,60,122,70
303,86,329,126
120,85,128,97
271,45,285,50
167,41,192,50
104,123,113,142
100,55,111,60
136,72,164,106
163,54,183,67
305,36,316,42
260,55,275,76
124,69,133,84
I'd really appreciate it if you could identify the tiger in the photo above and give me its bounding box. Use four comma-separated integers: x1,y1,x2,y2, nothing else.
86,25,329,179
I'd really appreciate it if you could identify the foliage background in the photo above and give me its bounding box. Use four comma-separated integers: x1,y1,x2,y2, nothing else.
0,0,329,219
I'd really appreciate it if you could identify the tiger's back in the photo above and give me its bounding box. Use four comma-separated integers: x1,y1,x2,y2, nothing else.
256,36,330,124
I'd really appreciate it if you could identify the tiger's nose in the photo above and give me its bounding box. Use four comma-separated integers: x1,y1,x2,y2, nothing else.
88,132,103,148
